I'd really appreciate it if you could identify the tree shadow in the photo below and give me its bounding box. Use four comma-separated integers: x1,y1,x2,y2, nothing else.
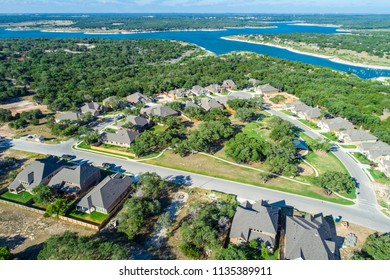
14,243,44,260
0,235,27,250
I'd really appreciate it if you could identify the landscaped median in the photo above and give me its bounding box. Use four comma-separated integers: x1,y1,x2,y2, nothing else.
144,150,355,205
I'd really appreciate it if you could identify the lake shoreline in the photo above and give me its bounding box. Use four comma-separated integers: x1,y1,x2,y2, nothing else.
221,36,390,70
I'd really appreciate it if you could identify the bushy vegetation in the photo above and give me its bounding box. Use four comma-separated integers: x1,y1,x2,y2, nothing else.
321,171,355,195
353,233,390,260
37,231,130,260
0,246,13,260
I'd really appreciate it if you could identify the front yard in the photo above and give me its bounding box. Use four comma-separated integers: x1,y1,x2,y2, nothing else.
368,168,390,184
352,152,375,165
298,119,320,130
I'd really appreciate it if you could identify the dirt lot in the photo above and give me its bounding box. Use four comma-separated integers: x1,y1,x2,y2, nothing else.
0,96,48,116
264,92,299,108
0,202,96,259
336,222,376,260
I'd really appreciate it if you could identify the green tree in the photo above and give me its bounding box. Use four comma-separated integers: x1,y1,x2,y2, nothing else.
136,172,166,199
46,198,67,217
235,108,255,122
225,133,268,163
321,171,355,195
0,246,13,260
32,183,54,204
353,233,390,260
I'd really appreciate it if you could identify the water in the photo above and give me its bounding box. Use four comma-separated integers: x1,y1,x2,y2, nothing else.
1,22,389,79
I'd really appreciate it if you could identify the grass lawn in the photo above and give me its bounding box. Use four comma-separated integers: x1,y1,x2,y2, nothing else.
0,191,33,204
147,151,353,205
280,110,295,116
368,168,390,184
340,145,357,149
321,132,338,142
298,119,320,130
103,128,117,133
304,151,348,175
150,124,167,134
68,209,108,224
241,121,270,140
76,142,134,159
101,143,135,154
352,152,374,165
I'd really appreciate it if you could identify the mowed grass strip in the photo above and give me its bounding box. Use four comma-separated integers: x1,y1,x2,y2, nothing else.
147,151,353,205
0,191,33,204
68,209,108,224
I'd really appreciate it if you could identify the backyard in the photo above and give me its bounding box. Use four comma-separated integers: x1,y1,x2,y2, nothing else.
0,191,33,204
68,209,108,224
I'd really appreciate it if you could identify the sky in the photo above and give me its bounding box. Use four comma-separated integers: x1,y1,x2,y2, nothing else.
0,0,389,14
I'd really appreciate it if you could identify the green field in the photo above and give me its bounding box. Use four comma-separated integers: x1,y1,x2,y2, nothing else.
68,209,108,224
0,191,33,204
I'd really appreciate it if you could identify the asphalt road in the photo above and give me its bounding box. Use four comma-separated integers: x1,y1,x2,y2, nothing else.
2,138,389,232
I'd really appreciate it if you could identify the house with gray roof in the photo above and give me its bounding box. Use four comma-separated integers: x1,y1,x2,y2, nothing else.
100,130,139,148
259,84,280,94
215,95,236,106
117,115,149,130
8,157,65,194
378,158,390,177
76,173,133,214
317,117,354,132
230,91,253,100
200,98,224,111
48,164,101,195
126,92,151,105
184,100,199,109
338,129,378,145
222,79,236,90
140,105,178,118
55,111,81,123
229,200,279,248
301,107,321,121
286,102,312,115
168,88,191,98
205,84,221,94
81,102,102,117
191,85,208,96
284,213,339,260
358,141,390,162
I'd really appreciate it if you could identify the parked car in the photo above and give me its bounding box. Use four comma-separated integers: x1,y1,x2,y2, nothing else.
335,216,342,223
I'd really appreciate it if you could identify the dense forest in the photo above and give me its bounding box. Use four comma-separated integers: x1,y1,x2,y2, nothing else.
0,38,389,143
1,14,390,30
0,14,270,31
242,32,390,59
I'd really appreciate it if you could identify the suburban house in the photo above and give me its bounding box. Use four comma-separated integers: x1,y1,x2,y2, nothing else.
183,100,199,109
300,107,321,121
100,130,140,148
168,88,191,98
286,102,321,121
200,98,224,111
337,129,378,145
283,214,340,260
48,164,101,195
215,95,236,106
229,200,279,249
76,173,133,214
284,214,339,260
358,141,390,162
317,117,354,132
55,111,81,123
230,91,253,100
126,92,151,105
8,157,65,194
378,158,390,177
191,85,208,96
222,79,236,90
81,102,102,117
140,105,179,118
259,84,280,94
205,84,222,94
117,115,149,130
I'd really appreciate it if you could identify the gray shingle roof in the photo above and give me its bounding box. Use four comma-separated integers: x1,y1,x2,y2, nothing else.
81,102,100,114
141,105,178,118
284,214,339,260
222,79,236,87
215,95,236,106
48,164,100,192
77,173,132,212
339,129,377,142
303,107,321,119
200,98,224,111
230,201,279,247
260,84,279,93
127,92,151,104
191,85,208,96
122,115,149,127
319,117,354,131
101,130,139,146
184,101,199,109
8,157,65,191
205,84,221,93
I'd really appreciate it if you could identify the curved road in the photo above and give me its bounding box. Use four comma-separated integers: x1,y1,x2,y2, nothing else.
2,138,389,232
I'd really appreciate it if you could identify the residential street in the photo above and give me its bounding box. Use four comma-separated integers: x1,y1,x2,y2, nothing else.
2,138,389,232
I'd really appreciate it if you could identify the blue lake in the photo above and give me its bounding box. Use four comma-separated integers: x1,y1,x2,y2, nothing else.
1,23,390,79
